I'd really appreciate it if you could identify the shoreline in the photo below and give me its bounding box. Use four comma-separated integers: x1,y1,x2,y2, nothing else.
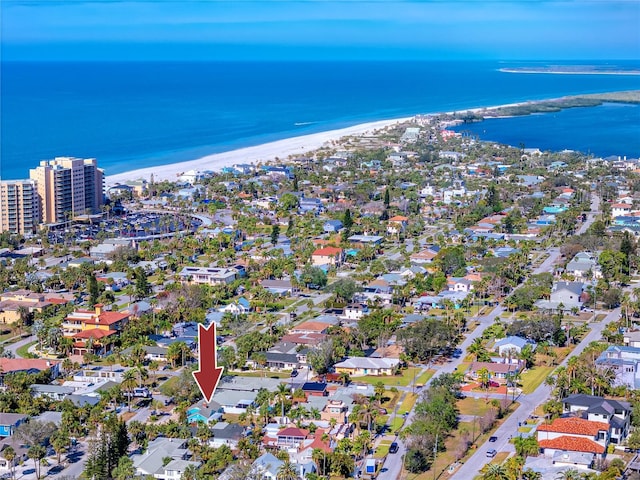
106,100,532,186
105,93,637,186
500,68,640,76
106,117,416,185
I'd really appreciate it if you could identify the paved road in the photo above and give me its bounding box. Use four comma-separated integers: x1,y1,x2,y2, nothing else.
5,335,36,358
377,248,564,480
451,306,617,479
576,192,601,236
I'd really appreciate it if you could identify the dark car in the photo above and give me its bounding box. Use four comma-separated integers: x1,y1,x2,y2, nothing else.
290,370,299,377
389,442,399,454
489,436,498,442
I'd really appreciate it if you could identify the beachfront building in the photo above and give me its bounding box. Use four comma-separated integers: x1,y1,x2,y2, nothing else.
0,180,40,234
29,157,104,225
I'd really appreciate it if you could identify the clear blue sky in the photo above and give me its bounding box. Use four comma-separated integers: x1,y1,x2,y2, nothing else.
2,0,639,61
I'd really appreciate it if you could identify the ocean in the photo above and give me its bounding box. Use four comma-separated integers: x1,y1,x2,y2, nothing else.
1,60,639,180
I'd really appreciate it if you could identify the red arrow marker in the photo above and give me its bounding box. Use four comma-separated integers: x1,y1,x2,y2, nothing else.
192,323,224,403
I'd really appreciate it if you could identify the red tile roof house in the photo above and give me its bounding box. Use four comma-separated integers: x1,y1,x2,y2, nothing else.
387,216,409,235
311,247,345,267
61,304,130,356
0,358,61,385
537,417,610,462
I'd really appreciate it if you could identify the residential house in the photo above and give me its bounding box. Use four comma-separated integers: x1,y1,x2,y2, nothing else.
131,437,199,480
566,252,602,280
0,290,55,324
252,452,283,480
301,382,328,397
263,341,308,370
342,303,368,321
0,414,26,437
323,220,343,233
0,358,60,384
447,277,474,293
347,235,384,249
387,216,408,235
61,304,130,356
291,321,331,335
536,281,586,311
595,345,640,389
218,297,251,315
624,331,640,348
493,336,536,357
261,279,295,296
562,394,631,445
187,402,221,425
320,400,349,424
277,427,309,449
611,203,632,218
311,247,345,267
209,422,244,449
178,266,237,286
537,417,609,461
466,361,522,384
410,246,440,264
334,357,400,377
31,384,75,401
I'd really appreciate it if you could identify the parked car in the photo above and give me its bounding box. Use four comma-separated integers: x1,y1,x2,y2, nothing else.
489,436,498,443
486,449,497,458
389,442,399,454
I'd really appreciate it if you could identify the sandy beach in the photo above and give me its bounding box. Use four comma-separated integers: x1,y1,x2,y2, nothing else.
106,117,413,185
104,99,538,186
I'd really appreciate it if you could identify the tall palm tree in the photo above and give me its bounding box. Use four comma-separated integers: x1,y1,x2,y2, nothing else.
121,369,138,411
276,461,299,480
275,383,289,420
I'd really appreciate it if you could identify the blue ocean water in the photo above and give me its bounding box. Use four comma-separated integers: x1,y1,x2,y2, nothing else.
1,60,639,180
451,102,640,158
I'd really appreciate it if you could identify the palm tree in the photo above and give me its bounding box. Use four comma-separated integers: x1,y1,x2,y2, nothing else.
2,446,16,480
121,369,138,411
481,463,509,480
275,383,289,420
277,461,299,480
555,469,582,480
27,445,46,480
338,371,351,386
522,469,542,480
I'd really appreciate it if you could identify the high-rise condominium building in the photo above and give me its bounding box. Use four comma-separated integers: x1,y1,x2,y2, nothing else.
0,179,40,234
29,157,104,225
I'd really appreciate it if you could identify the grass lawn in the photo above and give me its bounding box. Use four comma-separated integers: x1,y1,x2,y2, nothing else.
457,397,492,416
520,366,555,394
374,444,390,459
381,391,401,410
0,331,15,343
159,376,179,396
415,369,435,385
489,452,510,465
398,393,418,415
595,314,607,322
387,415,405,433
518,426,533,433
357,367,422,387
16,341,37,358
